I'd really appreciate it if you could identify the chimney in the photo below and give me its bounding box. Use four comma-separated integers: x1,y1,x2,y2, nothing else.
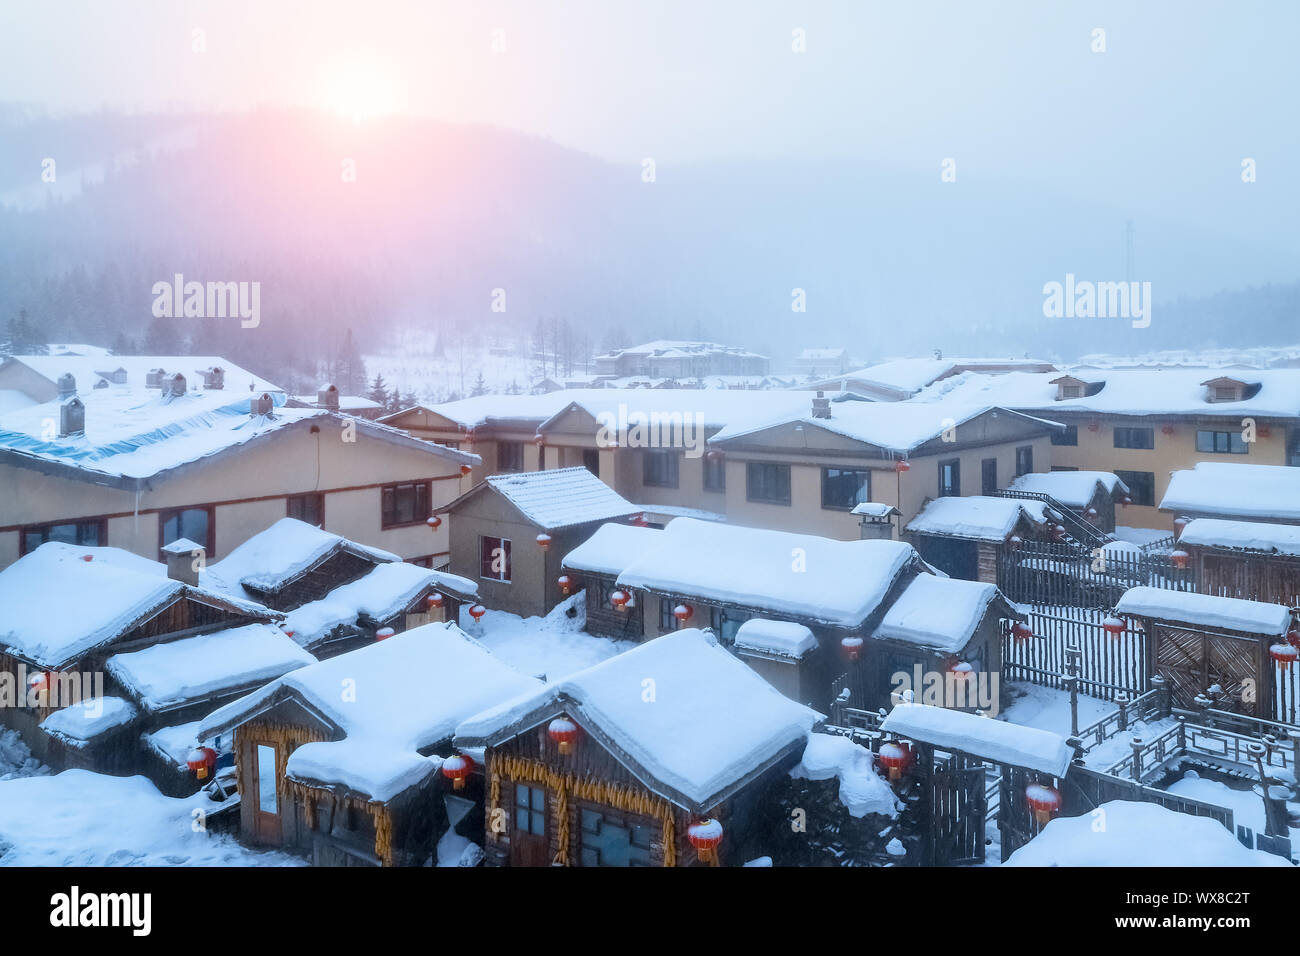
811,390,831,419
160,539,203,586
858,517,895,541
56,373,76,401
202,366,225,390
59,395,85,438
251,392,274,417
318,384,340,411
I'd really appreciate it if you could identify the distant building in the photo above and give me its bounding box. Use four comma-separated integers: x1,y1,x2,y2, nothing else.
592,340,769,380
791,348,855,378
797,355,1058,401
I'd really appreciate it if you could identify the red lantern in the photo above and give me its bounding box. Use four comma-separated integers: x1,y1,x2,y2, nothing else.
187,746,218,781
673,603,693,624
687,818,724,863
631,513,649,527
894,459,910,473
1087,421,1100,432
1012,621,1033,642
1102,616,1127,637
1052,524,1067,542
1006,533,1022,549
536,533,553,551
532,433,545,446
27,670,50,701
427,591,444,610
1120,495,1132,508
1173,516,1190,537
1025,782,1062,826
283,629,295,639
426,514,442,531
469,604,486,622
1287,627,1300,649
1270,643,1299,669
460,464,472,477
441,753,473,791
840,636,864,662
1161,425,1176,437
557,575,573,596
877,741,911,782
548,717,580,755
1259,426,1272,439
465,429,477,446
1085,507,1099,519
376,626,396,641
81,554,93,562
610,589,630,611
949,660,974,682
1171,550,1190,569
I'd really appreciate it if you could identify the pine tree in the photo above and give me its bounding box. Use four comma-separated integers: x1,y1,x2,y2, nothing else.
368,373,390,408
143,315,182,355
337,328,367,395
471,371,488,397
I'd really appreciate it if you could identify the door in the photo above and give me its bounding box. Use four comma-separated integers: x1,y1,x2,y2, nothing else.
927,753,987,865
582,449,600,476
510,782,551,866
251,742,282,845
981,458,998,496
1154,626,1263,717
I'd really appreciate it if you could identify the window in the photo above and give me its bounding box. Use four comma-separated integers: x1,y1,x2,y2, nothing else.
1060,384,1084,399
703,455,726,492
821,467,870,510
642,450,679,488
579,807,652,867
514,784,546,835
1050,425,1078,446
498,441,524,473
1050,466,1079,472
709,607,748,644
1289,429,1300,468
1015,446,1033,477
479,536,512,582
938,459,960,497
582,448,601,476
435,440,461,450
1114,470,1156,507
286,493,324,526
981,458,998,496
746,462,791,505
21,519,105,556
256,744,278,814
659,598,679,632
1196,430,1248,454
1113,427,1155,450
159,507,213,554
380,481,430,528
1213,385,1238,402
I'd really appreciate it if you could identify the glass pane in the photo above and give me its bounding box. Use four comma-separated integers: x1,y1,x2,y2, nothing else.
531,787,545,811
257,744,277,814
515,784,529,806
515,809,529,833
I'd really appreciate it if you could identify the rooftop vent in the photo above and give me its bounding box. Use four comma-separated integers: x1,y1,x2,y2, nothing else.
56,373,76,401
167,373,187,398
251,392,275,417
59,395,85,438
201,366,225,390
811,390,832,419
318,384,340,411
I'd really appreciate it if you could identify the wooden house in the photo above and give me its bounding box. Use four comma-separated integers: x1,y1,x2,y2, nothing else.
1178,518,1300,606
1005,471,1130,534
453,628,819,867
0,542,276,766
732,619,821,705
1113,586,1294,719
198,623,543,866
904,495,1050,582
559,523,664,640
436,466,641,619
1161,463,1300,527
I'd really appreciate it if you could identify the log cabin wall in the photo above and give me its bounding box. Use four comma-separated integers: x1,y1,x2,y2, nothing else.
249,550,382,611
483,718,730,867
580,572,645,641
1192,549,1300,607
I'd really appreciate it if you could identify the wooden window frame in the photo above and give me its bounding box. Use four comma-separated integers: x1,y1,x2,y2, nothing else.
1114,469,1156,507
380,480,432,530
1015,445,1033,477
1195,430,1248,455
498,441,525,473
285,492,326,526
1050,425,1079,446
981,458,998,496
157,505,216,557
820,466,870,511
479,535,512,583
18,517,108,557
702,455,726,493
746,462,791,505
641,450,679,489
938,458,961,498
1113,427,1155,450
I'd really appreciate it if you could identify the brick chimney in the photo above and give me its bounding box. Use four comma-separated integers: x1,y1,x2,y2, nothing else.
160,539,204,586
57,373,76,401
811,390,831,419
251,392,274,417
318,384,340,411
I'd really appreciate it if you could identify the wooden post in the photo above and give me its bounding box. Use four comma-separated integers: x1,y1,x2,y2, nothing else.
1115,691,1130,733
1129,736,1144,782
1066,644,1081,738
1149,674,1169,719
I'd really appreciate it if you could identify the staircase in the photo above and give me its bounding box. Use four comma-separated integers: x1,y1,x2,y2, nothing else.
995,489,1116,552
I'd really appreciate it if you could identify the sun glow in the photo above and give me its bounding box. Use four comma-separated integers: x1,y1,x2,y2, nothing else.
319,53,403,123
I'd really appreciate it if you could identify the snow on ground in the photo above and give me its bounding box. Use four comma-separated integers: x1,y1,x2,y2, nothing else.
0,770,304,866
1113,525,1172,548
998,682,1113,737
1164,768,1300,847
457,592,636,682
0,728,49,781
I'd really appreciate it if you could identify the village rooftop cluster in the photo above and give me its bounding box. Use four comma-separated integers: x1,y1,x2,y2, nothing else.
1,342,1299,867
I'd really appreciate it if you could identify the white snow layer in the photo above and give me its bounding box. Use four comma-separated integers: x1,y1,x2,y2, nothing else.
39,696,138,746
204,517,399,595
1114,586,1291,636
1161,462,1300,521
880,703,1073,777
561,523,666,576
792,733,900,818
733,619,819,658
483,467,640,531
1179,517,1300,556
872,574,1005,653
1005,470,1127,508
906,495,1049,541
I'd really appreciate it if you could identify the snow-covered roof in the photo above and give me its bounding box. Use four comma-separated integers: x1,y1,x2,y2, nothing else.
0,543,272,669
144,720,204,769
871,575,1014,653
561,523,666,576
849,502,900,519
2,354,283,396
791,733,901,818
614,518,922,628
1160,463,1300,521
1179,518,1300,557
709,399,1059,454
1004,800,1291,867
455,629,820,813
804,357,1056,397
906,495,1048,541
106,623,315,714
201,623,542,803
203,518,399,597
476,466,640,531
1005,471,1128,508
39,697,138,748
282,562,477,648
1113,586,1290,636
880,704,1073,776
0,382,476,485
733,619,819,658
911,366,1300,419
